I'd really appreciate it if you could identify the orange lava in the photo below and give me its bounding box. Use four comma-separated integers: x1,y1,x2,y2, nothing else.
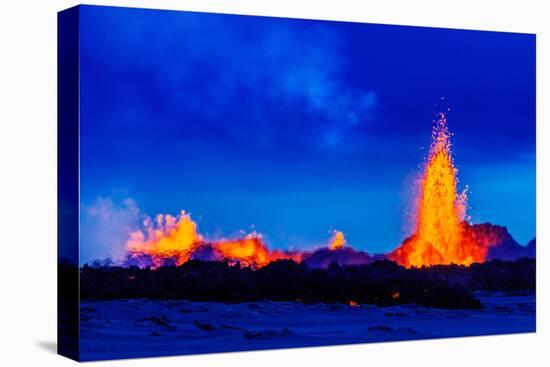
329,231,346,250
126,211,202,267
389,113,492,267
125,114,500,269
214,233,303,267
126,212,303,268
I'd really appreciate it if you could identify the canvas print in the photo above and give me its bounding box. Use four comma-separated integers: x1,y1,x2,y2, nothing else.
58,5,536,361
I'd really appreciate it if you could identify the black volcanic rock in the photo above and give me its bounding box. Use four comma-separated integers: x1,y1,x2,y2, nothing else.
189,242,220,262
303,247,372,269
80,258,535,308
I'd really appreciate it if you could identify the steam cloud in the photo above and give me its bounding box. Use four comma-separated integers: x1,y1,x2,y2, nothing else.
80,197,141,265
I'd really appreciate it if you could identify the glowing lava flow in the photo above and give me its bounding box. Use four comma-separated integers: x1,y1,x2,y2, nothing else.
124,114,502,269
214,233,302,267
389,113,493,267
126,211,303,268
126,211,203,267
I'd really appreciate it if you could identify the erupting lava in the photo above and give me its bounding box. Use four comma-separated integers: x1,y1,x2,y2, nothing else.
126,211,202,268
389,113,495,267
329,231,346,250
124,113,504,270
213,233,302,267
126,211,303,268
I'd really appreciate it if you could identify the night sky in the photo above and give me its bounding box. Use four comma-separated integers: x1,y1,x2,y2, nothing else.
78,5,535,264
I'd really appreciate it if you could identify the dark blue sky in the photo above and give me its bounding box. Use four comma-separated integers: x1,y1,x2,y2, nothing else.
78,5,535,262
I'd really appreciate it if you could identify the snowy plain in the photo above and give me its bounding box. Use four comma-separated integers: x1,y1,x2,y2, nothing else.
80,292,535,361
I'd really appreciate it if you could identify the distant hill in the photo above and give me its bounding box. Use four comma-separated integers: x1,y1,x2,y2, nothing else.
303,247,372,269
469,223,536,261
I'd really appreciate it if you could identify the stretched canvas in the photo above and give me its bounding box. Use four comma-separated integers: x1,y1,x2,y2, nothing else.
58,4,536,361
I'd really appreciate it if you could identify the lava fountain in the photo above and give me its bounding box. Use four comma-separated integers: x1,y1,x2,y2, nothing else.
124,113,501,269
125,211,304,268
126,211,203,268
389,113,492,267
329,231,346,250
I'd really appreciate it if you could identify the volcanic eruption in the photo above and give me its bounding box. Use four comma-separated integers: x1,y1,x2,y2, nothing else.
122,112,528,270
126,212,202,267
388,112,498,267
329,231,346,250
125,211,305,268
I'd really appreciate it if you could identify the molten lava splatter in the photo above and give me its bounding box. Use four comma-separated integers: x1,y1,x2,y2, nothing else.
214,232,302,267
389,113,495,267
126,211,202,267
124,113,504,269
329,231,346,250
126,211,303,268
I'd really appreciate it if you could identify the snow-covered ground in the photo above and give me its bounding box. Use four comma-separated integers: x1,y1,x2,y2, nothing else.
79,292,535,361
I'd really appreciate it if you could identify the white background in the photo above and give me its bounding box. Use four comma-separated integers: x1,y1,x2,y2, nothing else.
0,0,548,365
